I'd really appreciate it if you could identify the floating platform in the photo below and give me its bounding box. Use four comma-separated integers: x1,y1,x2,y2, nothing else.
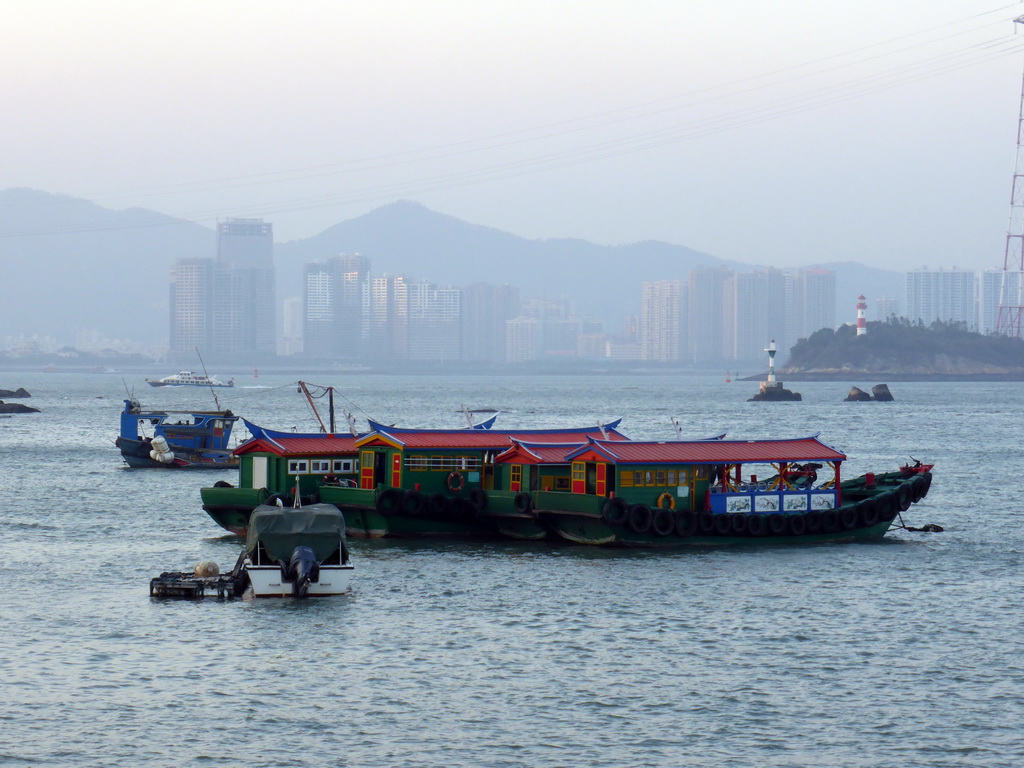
149,571,242,599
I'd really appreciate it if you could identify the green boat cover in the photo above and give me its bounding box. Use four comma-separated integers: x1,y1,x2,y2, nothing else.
246,503,346,562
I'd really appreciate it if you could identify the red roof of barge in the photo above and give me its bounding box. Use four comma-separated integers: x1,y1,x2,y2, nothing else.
234,435,361,456
234,422,627,456
355,422,628,451
565,435,846,464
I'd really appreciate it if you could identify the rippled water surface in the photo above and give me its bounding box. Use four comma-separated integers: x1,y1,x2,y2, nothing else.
1,372,1021,767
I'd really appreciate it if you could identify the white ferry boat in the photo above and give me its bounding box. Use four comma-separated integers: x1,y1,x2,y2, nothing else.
145,371,234,388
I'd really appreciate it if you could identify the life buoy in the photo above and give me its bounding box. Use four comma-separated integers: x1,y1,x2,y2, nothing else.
447,471,465,494
787,514,807,536
674,509,697,537
730,513,749,536
627,504,653,534
602,497,628,525
513,492,533,514
656,492,675,511
747,513,766,536
652,508,675,537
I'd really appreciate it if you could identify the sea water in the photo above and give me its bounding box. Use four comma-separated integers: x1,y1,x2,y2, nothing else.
0,372,1020,767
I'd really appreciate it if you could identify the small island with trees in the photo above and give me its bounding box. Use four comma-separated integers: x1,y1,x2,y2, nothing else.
781,318,1024,380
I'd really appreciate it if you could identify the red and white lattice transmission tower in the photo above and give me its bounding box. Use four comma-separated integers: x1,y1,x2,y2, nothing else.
997,14,1024,337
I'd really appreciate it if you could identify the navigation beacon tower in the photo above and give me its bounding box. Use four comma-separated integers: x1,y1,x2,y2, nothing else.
997,14,1024,338
856,295,867,336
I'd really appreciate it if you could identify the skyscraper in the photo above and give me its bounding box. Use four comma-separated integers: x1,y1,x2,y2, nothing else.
169,258,214,355
640,280,684,362
905,269,976,328
212,218,275,359
687,267,731,364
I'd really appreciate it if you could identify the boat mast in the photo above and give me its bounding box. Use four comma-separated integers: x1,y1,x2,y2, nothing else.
297,381,335,433
194,347,222,411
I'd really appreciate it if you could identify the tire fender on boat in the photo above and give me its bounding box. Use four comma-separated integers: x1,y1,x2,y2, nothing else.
767,513,786,535
804,510,823,533
787,513,807,536
746,513,767,536
469,488,488,512
713,514,732,535
730,513,749,536
403,489,425,516
674,509,697,537
896,484,913,512
376,488,402,517
859,498,880,527
697,510,716,535
656,492,675,511
627,504,653,534
840,506,859,530
514,491,533,514
821,509,840,533
910,476,927,503
652,507,675,536
602,497,628,525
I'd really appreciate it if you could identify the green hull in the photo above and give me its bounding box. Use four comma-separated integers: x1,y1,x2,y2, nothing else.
546,512,895,547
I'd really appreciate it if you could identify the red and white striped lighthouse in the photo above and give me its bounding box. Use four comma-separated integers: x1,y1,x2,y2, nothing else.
856,295,867,336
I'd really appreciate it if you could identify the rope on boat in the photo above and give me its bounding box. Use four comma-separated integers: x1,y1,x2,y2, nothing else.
892,511,944,533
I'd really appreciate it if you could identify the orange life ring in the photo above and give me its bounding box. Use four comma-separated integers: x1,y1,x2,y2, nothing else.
656,492,675,511
447,470,465,493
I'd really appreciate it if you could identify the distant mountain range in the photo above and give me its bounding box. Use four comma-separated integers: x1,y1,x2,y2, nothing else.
0,189,901,347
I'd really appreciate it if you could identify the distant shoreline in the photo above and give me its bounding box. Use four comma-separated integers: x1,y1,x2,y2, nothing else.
753,372,1024,382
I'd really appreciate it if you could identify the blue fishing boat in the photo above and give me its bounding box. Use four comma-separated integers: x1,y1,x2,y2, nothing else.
116,399,239,469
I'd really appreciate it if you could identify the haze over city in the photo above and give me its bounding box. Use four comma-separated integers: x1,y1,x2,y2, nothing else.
5,0,1024,271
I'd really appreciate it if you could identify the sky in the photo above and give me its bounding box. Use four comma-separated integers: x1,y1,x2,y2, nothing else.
4,0,1024,271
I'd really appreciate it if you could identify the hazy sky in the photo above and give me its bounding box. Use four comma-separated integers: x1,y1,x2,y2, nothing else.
5,0,1024,270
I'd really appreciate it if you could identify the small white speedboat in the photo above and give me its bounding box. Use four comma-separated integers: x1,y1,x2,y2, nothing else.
240,503,353,598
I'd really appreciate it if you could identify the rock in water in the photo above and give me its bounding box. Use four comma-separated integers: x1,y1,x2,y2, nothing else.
0,388,31,398
845,387,872,402
749,382,802,401
871,384,894,401
0,400,40,414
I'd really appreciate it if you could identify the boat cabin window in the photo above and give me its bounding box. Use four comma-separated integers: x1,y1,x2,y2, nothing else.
333,459,356,473
311,459,331,474
620,468,690,487
554,477,571,491
287,460,309,474
405,456,430,471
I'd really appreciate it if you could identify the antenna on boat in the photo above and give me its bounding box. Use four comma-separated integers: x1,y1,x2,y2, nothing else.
346,410,358,437
194,347,222,411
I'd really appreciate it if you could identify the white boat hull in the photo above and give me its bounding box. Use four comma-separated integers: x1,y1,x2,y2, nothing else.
243,562,354,598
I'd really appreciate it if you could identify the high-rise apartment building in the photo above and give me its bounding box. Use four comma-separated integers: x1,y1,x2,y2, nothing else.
787,268,836,342
302,254,370,360
724,268,786,362
168,217,275,362
905,269,976,328
460,283,521,363
640,280,684,362
211,218,276,359
687,267,730,364
169,258,214,355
